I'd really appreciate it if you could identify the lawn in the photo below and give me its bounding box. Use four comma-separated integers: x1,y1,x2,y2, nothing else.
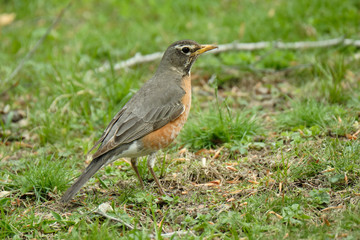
1,0,360,239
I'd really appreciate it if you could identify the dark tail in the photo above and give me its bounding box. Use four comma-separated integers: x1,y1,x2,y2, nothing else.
60,155,109,203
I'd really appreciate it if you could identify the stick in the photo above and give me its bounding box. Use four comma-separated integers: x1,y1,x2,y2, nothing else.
94,203,136,230
94,203,195,237
94,37,360,73
149,231,195,238
95,52,163,73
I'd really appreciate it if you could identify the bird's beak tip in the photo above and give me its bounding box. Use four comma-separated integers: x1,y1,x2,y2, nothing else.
192,44,218,56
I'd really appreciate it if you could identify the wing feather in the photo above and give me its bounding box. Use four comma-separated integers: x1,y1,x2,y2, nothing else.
91,101,184,158
91,73,186,159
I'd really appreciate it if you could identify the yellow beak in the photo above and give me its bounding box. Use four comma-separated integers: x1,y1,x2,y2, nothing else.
191,44,218,56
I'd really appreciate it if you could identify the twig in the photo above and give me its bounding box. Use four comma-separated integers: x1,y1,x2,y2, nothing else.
95,37,360,73
95,210,135,229
213,37,360,53
95,52,163,73
321,205,344,212
94,203,195,237
0,0,73,95
149,231,195,238
94,203,136,230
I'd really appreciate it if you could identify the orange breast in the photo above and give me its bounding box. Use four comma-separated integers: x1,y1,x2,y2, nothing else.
142,75,192,150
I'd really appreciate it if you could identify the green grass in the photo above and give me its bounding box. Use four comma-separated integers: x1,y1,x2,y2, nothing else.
180,104,263,151
1,0,360,239
16,155,71,199
276,98,356,136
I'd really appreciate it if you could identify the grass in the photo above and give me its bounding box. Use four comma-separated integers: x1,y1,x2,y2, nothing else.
180,102,263,151
1,0,360,239
276,98,356,136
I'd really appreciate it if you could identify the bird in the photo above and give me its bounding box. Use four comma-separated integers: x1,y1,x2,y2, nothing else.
60,40,217,203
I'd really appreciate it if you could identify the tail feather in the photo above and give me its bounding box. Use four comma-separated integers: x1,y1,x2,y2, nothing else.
60,155,109,203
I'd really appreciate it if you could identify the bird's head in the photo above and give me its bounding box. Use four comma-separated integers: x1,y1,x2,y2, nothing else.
160,40,217,75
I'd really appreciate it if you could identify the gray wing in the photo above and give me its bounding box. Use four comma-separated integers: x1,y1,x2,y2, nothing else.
91,101,184,158
90,73,186,159
86,108,125,155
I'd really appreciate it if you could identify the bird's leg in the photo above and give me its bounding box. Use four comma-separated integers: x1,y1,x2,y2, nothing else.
130,158,145,189
147,153,167,195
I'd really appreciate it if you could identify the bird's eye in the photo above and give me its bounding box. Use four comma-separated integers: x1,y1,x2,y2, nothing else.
182,47,190,54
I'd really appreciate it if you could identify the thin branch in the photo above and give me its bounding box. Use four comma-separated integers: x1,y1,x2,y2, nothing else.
94,37,360,73
94,203,195,237
95,52,163,73
213,37,360,53
94,203,136,230
1,0,73,95
149,231,195,239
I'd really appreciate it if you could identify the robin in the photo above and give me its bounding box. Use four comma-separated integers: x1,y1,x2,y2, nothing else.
60,40,217,203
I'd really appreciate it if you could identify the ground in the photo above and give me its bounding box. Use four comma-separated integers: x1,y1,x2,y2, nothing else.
1,0,360,239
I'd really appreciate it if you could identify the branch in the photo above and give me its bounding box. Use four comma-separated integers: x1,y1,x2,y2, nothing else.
95,52,163,73
149,231,195,239
94,203,195,237
95,207,194,238
94,203,136,230
213,37,360,53
95,37,360,73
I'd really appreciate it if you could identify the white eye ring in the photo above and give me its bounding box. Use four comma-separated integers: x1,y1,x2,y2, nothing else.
181,47,190,54
176,45,193,55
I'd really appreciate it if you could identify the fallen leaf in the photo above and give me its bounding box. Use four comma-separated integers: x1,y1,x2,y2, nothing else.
172,158,187,162
0,191,11,198
338,116,342,123
321,205,343,212
195,149,215,156
201,157,207,167
14,142,33,148
157,215,165,228
226,166,238,172
353,129,360,137
346,133,357,140
226,197,235,202
225,162,239,166
98,202,114,213
178,148,187,155
345,173,348,185
322,216,331,226
230,189,242,194
196,179,221,187
239,202,247,207
213,146,224,159
298,129,304,136
0,13,16,27
248,180,259,184
321,168,335,173
226,180,241,184
268,211,283,219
